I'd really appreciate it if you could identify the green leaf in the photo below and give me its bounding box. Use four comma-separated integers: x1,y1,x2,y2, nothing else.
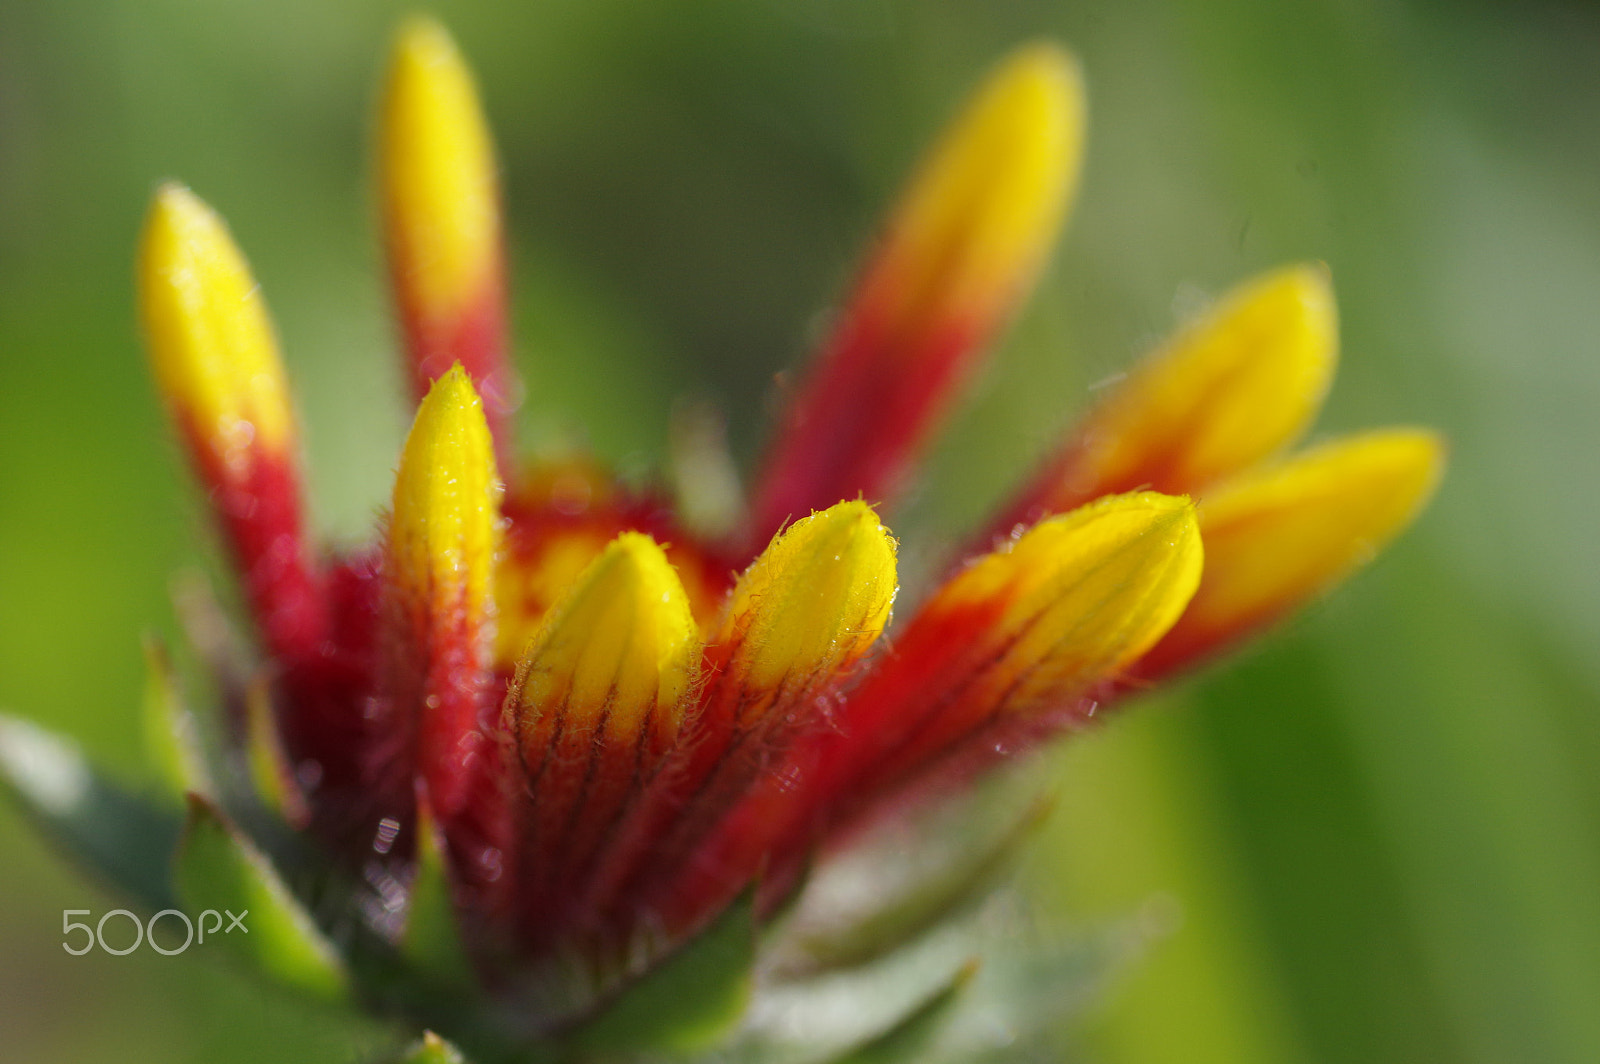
927,913,1163,1063
766,768,1055,976
0,713,181,910
572,891,756,1056
725,903,986,1064
173,792,348,1003
825,961,976,1064
730,891,1145,1064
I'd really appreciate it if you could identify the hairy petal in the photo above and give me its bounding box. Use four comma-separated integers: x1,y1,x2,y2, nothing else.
503,532,698,933
701,492,1202,903
753,45,1084,540
588,502,897,940
138,183,324,661
380,366,502,836
994,264,1337,534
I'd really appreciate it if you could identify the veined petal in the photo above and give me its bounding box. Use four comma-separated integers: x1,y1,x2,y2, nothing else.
1138,428,1445,678
585,502,897,935
848,491,1200,782
997,264,1337,530
709,500,899,730
504,532,698,889
381,16,517,439
494,458,733,665
753,45,1085,539
668,500,899,864
138,183,323,660
383,365,502,822
655,493,1198,934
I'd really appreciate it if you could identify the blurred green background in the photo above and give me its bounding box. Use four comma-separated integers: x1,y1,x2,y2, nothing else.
3,1,1599,1061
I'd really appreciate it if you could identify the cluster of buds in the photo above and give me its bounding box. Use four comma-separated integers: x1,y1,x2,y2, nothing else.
2,16,1441,1063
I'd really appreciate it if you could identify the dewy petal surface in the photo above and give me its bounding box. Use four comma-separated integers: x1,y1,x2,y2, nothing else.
836,491,1200,787
753,44,1085,539
997,264,1337,530
585,502,897,934
113,15,1458,1034
1139,427,1445,678
138,183,323,660
714,500,899,717
383,365,501,823
381,16,516,435
678,492,1202,922
504,531,698,901
140,183,294,460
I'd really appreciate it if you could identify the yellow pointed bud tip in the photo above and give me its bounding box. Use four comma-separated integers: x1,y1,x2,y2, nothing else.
1068,262,1339,500
870,41,1084,337
389,365,502,619
138,182,292,464
512,531,698,749
956,492,1203,676
1170,427,1445,656
728,500,899,690
382,15,500,327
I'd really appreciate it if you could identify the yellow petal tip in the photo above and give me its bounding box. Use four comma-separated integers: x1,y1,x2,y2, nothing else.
389,364,502,620
509,531,698,761
138,182,292,464
870,39,1085,343
727,501,899,696
1065,262,1340,500
1168,427,1445,660
862,491,1201,769
971,492,1204,681
381,15,500,328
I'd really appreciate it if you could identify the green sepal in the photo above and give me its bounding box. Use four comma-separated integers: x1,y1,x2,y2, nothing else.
243,673,310,828
0,713,180,910
767,772,1055,976
401,796,475,990
825,961,977,1064
571,891,756,1057
173,792,348,1003
397,1030,468,1064
140,635,213,800
727,907,980,1063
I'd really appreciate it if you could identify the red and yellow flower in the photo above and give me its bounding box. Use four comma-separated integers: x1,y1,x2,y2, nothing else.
115,14,1445,1055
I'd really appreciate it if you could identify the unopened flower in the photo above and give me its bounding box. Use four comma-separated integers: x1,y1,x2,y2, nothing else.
1,17,1441,1062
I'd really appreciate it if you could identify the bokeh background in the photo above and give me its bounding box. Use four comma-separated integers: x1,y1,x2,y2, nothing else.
3,1,1599,1061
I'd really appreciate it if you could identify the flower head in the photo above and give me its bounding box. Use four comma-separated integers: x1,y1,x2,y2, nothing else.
8,17,1442,1061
